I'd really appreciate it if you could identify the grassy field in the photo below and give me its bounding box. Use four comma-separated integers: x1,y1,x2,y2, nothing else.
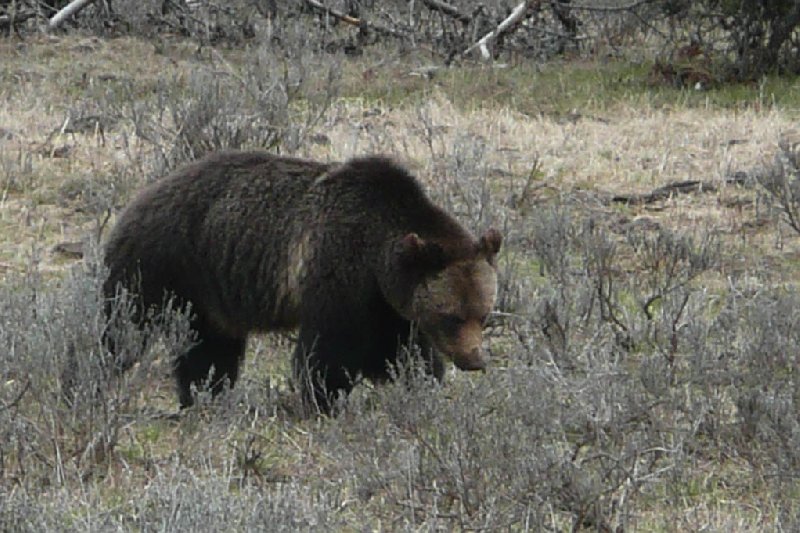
2,32,800,531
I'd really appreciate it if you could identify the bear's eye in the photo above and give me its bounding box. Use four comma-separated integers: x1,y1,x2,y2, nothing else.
440,314,465,332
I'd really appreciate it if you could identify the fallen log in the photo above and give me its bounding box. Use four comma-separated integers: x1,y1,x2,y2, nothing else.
611,172,749,205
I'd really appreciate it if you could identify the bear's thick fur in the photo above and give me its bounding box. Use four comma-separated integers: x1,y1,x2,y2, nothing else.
104,151,502,412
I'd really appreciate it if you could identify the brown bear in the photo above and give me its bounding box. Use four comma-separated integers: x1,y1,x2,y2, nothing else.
103,151,502,413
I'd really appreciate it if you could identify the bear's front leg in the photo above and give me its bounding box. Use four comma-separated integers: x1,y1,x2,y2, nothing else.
415,333,445,382
292,328,357,415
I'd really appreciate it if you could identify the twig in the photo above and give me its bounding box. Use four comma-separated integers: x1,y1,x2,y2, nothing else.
0,380,30,412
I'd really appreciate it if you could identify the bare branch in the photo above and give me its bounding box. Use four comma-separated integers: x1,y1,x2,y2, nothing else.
47,0,99,32
463,0,540,61
0,379,30,413
304,0,360,26
421,0,471,24
557,0,653,13
303,0,406,38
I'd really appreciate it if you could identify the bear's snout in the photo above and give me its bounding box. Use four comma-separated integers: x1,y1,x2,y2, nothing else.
452,347,486,371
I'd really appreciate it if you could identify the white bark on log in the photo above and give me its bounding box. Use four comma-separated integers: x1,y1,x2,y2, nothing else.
463,0,536,61
47,0,99,32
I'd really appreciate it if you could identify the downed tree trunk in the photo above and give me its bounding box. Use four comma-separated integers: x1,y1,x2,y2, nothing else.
47,0,98,32
463,0,539,60
303,0,405,38
611,173,749,205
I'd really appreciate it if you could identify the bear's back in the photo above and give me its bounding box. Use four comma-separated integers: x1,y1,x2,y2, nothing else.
103,151,331,331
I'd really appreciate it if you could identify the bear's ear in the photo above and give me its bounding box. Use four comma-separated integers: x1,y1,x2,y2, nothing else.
398,233,446,270
400,232,424,255
478,228,502,262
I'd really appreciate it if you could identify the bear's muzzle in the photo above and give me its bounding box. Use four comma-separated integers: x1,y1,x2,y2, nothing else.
452,347,486,371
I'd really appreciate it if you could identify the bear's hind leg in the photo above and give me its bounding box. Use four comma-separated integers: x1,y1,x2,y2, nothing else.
175,331,246,408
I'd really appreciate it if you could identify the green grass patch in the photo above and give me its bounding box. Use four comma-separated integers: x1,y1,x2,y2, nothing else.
338,58,800,115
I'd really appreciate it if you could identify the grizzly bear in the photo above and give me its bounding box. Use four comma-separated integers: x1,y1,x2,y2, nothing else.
103,151,502,413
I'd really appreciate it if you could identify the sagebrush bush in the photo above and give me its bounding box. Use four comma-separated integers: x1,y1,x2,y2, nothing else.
0,147,35,194
0,248,194,488
0,466,342,532
757,137,800,235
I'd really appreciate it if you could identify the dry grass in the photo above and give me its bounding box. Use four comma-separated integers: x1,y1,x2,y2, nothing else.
1,40,795,271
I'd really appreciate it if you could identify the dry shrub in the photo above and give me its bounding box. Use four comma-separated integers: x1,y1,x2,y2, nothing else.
0,248,193,489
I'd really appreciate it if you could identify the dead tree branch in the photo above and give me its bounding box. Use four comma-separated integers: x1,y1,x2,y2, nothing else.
612,173,749,205
558,0,652,13
303,0,406,38
47,0,99,32
421,0,471,25
463,0,540,61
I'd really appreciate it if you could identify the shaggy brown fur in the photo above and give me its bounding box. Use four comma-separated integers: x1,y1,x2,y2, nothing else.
104,151,502,412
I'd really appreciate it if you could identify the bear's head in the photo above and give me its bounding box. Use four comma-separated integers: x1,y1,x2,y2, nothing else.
394,229,502,372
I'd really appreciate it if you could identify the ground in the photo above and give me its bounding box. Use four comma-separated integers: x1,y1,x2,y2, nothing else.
1,33,799,531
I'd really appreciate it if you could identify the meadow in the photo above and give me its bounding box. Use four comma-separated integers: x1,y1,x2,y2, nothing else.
1,10,800,531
